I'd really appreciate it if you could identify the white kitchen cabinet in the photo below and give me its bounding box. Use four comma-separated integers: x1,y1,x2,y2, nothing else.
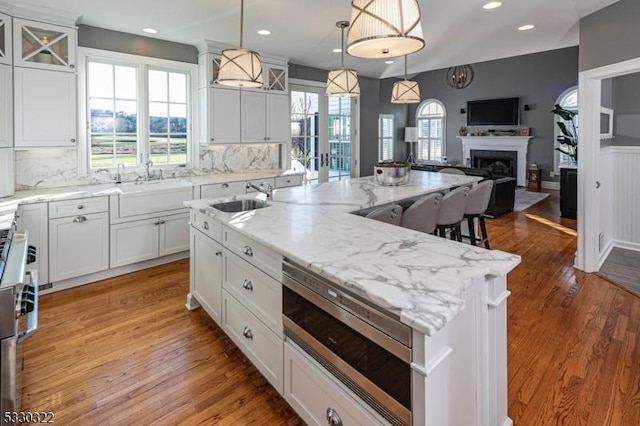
0,64,12,148
284,342,386,426
223,225,282,281
15,202,48,284
264,63,287,93
110,212,189,268
14,67,76,147
191,227,222,324
0,12,11,66
199,180,247,199
49,212,109,282
200,87,241,145
241,91,289,143
0,148,13,197
12,18,76,72
275,174,303,188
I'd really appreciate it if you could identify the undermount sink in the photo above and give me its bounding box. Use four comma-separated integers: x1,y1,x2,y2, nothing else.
209,199,269,213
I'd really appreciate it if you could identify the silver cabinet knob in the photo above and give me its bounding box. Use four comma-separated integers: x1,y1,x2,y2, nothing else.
70,64,75,69
326,408,342,426
242,279,253,291
222,183,229,188
73,216,87,223
243,245,253,257
215,251,222,256
77,204,84,209
71,138,76,143
242,326,253,339
203,221,209,230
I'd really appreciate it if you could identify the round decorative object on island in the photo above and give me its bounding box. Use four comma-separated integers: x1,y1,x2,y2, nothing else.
374,162,411,185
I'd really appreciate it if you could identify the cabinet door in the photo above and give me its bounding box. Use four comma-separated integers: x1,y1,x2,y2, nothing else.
265,64,287,93
200,181,247,199
49,212,109,282
241,91,267,143
191,228,223,324
266,94,290,143
13,18,76,71
110,218,159,268
0,13,11,66
0,148,13,198
14,68,76,147
210,88,240,143
0,64,12,148
16,203,48,285
158,213,189,257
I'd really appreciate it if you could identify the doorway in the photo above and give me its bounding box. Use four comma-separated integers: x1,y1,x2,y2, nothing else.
290,81,358,184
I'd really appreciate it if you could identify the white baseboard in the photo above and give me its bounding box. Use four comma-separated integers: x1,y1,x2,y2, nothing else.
541,181,560,190
598,239,640,269
598,239,615,269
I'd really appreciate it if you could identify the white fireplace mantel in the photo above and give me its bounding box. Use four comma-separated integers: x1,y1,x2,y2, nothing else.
458,136,533,186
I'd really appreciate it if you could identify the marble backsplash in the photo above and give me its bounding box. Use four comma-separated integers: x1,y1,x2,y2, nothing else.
14,144,281,190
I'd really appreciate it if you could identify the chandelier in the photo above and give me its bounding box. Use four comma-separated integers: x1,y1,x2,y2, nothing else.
391,55,420,103
445,64,474,89
326,21,360,97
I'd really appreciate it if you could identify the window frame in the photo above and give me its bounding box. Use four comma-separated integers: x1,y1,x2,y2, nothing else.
553,86,578,172
77,47,199,173
378,114,394,161
415,99,446,162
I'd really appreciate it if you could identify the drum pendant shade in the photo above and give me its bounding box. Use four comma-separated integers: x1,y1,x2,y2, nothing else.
326,21,360,97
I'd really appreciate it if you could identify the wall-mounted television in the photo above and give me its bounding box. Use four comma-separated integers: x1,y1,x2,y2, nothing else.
467,97,520,126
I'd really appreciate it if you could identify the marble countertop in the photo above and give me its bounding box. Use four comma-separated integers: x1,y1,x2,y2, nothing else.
187,171,521,336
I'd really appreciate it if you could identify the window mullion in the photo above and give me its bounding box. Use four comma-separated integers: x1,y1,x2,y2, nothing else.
139,64,149,164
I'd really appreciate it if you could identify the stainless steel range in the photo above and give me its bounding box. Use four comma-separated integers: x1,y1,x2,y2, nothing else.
0,223,38,425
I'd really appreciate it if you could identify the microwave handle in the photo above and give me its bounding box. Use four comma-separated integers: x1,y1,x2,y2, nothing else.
17,270,38,344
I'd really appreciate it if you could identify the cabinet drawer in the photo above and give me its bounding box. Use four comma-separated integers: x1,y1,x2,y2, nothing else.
191,210,222,242
223,225,281,280
200,181,246,199
118,187,192,218
223,250,282,335
222,290,283,393
49,197,108,218
284,342,387,426
245,178,275,193
275,174,303,188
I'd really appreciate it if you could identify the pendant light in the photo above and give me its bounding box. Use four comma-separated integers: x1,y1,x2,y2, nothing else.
326,21,360,97
391,55,420,103
445,64,474,89
217,0,263,88
346,0,425,59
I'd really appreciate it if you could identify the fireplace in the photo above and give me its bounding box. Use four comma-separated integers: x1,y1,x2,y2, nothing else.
471,150,517,179
459,136,532,186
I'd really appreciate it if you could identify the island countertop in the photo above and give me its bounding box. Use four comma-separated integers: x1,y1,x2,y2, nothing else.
186,170,521,336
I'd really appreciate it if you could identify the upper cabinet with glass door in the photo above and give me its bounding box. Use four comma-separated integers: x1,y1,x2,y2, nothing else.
13,18,76,72
0,13,12,66
264,63,287,93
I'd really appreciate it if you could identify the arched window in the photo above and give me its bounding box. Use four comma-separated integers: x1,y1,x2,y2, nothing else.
554,86,578,170
416,99,446,162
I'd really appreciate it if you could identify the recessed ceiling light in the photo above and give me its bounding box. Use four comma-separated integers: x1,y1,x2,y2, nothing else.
257,29,271,36
385,60,394,64
483,2,502,10
518,24,535,31
333,48,342,53
142,28,158,34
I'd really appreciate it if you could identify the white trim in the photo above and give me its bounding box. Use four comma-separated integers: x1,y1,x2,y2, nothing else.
541,180,560,190
600,107,614,139
378,113,395,161
607,145,640,154
416,98,446,161
289,78,326,88
77,47,199,173
599,240,640,269
458,136,532,186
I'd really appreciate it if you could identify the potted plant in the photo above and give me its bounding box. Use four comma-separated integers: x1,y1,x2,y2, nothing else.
551,104,578,162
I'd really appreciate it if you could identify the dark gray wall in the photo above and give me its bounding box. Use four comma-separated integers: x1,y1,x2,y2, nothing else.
380,47,579,179
289,64,380,177
612,72,640,146
78,25,198,64
579,0,640,71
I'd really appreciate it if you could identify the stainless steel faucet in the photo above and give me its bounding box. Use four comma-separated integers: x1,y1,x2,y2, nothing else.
144,159,154,181
116,163,125,184
246,181,274,200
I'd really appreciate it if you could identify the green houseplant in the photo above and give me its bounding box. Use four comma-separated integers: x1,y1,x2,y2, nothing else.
551,104,578,162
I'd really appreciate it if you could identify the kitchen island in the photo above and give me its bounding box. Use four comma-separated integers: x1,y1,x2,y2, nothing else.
185,170,520,426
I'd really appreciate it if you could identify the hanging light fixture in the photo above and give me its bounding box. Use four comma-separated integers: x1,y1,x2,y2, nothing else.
445,64,474,89
391,55,420,103
217,0,263,88
346,0,425,59
326,21,360,97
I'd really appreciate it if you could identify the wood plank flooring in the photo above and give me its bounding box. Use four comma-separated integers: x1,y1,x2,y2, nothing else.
21,189,640,425
598,247,640,297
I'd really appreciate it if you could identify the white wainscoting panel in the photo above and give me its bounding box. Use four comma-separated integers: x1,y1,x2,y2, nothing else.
610,146,640,246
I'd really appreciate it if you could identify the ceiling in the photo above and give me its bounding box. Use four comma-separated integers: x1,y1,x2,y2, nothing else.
11,0,619,79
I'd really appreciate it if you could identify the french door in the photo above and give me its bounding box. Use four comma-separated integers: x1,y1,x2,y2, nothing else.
290,81,358,184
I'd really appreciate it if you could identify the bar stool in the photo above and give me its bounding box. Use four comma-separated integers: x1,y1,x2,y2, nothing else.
400,193,442,234
462,180,494,249
434,186,470,242
365,204,403,226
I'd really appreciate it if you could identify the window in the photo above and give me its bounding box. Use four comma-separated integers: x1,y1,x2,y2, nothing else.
378,114,394,161
554,86,578,170
416,99,445,162
83,49,195,170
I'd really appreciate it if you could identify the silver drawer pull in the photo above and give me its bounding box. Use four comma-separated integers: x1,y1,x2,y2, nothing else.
73,216,87,223
242,279,253,291
243,245,253,257
203,221,209,230
77,204,84,209
326,408,342,426
215,251,222,256
242,326,253,339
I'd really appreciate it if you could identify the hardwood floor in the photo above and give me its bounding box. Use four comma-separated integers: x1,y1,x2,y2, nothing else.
21,190,640,425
